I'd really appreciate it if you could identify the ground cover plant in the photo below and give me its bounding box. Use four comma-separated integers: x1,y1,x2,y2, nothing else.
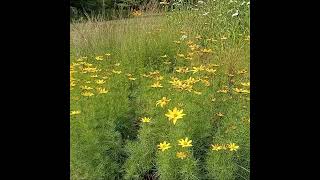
71,0,250,179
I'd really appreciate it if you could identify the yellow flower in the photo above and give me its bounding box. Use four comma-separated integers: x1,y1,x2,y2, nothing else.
193,91,202,95
70,110,81,116
216,112,224,117
180,31,187,34
227,143,240,151
217,86,229,93
165,107,186,125
96,79,106,84
241,82,250,87
176,67,189,73
237,69,248,74
129,77,137,81
211,144,222,151
141,117,151,123
95,56,104,60
177,53,185,58
191,65,205,74
233,88,250,94
81,91,94,97
70,81,76,87
112,69,122,74
156,97,171,108
82,67,98,73
105,53,111,56
195,35,202,39
151,81,163,88
176,152,188,159
114,63,121,66
187,52,195,57
206,68,216,73
210,64,220,67
90,75,98,78
81,86,93,90
157,141,171,152
221,36,227,40
160,54,168,58
97,88,109,94
178,137,192,148
154,76,164,81
132,10,142,16
201,48,213,53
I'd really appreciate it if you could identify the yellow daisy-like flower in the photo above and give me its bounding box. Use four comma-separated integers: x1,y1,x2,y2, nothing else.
211,144,222,151
201,48,213,53
233,88,250,94
195,35,202,39
193,91,202,95
112,69,122,74
96,79,106,84
165,107,186,125
191,65,205,74
95,56,104,60
141,117,151,123
151,81,163,88
178,137,193,148
105,53,111,56
176,67,189,73
97,88,109,94
156,97,171,108
81,86,93,90
129,77,136,81
157,141,171,152
70,81,76,87
216,112,224,117
221,36,227,40
81,91,94,97
237,69,248,74
241,82,250,87
177,53,185,58
70,110,81,116
227,143,240,151
206,68,217,73
176,152,188,159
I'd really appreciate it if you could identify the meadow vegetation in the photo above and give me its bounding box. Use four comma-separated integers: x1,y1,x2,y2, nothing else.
71,0,250,179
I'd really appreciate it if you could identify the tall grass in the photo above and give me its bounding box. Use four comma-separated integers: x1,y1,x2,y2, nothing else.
71,0,250,179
